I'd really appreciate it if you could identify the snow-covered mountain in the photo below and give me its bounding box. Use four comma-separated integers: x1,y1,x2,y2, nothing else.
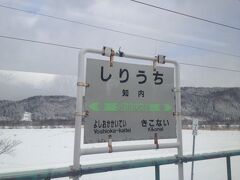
181,87,240,125
0,87,239,127
0,96,75,121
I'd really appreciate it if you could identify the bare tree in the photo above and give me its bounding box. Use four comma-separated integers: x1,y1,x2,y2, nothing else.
0,138,21,155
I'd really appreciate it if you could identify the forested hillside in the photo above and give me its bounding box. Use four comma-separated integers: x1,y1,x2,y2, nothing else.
0,87,239,128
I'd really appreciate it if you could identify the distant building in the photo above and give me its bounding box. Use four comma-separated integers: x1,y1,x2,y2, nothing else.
21,112,32,122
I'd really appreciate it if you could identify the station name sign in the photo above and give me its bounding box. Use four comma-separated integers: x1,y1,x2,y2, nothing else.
84,59,176,143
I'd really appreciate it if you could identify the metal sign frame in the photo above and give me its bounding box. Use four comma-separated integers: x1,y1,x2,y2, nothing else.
73,47,184,180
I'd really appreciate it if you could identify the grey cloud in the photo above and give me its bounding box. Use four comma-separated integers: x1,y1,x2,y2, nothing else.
0,0,239,100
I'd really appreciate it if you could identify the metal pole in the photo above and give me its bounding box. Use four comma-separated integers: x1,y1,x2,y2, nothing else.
72,50,86,180
191,135,196,180
81,142,179,155
155,165,160,180
172,62,184,180
73,49,102,180
226,156,232,180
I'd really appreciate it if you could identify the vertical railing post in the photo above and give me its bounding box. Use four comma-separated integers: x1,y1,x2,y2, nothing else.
155,165,160,180
226,156,232,180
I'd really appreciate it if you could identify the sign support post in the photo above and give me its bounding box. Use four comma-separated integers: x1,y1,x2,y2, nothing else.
191,119,198,180
72,49,102,180
191,134,196,180
174,62,184,180
73,47,184,180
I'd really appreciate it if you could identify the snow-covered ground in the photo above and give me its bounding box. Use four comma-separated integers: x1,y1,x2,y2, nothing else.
0,129,240,180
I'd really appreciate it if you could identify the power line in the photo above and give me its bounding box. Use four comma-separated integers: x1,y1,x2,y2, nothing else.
0,4,240,59
130,0,240,31
0,34,240,73
179,62,240,73
0,35,81,50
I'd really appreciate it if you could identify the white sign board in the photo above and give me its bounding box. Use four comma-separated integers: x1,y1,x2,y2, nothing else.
83,59,176,143
192,119,198,135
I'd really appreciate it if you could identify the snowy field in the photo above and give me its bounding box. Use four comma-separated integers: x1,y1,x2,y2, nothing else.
0,129,240,180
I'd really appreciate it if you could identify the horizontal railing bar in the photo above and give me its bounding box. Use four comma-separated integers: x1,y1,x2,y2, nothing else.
0,149,240,180
81,149,240,175
81,142,180,155
181,149,240,162
81,155,177,175
0,167,77,180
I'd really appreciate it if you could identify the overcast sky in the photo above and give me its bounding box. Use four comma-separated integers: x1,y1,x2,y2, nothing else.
0,0,240,100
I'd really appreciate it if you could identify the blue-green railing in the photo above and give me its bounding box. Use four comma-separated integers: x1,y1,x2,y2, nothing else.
0,149,239,180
